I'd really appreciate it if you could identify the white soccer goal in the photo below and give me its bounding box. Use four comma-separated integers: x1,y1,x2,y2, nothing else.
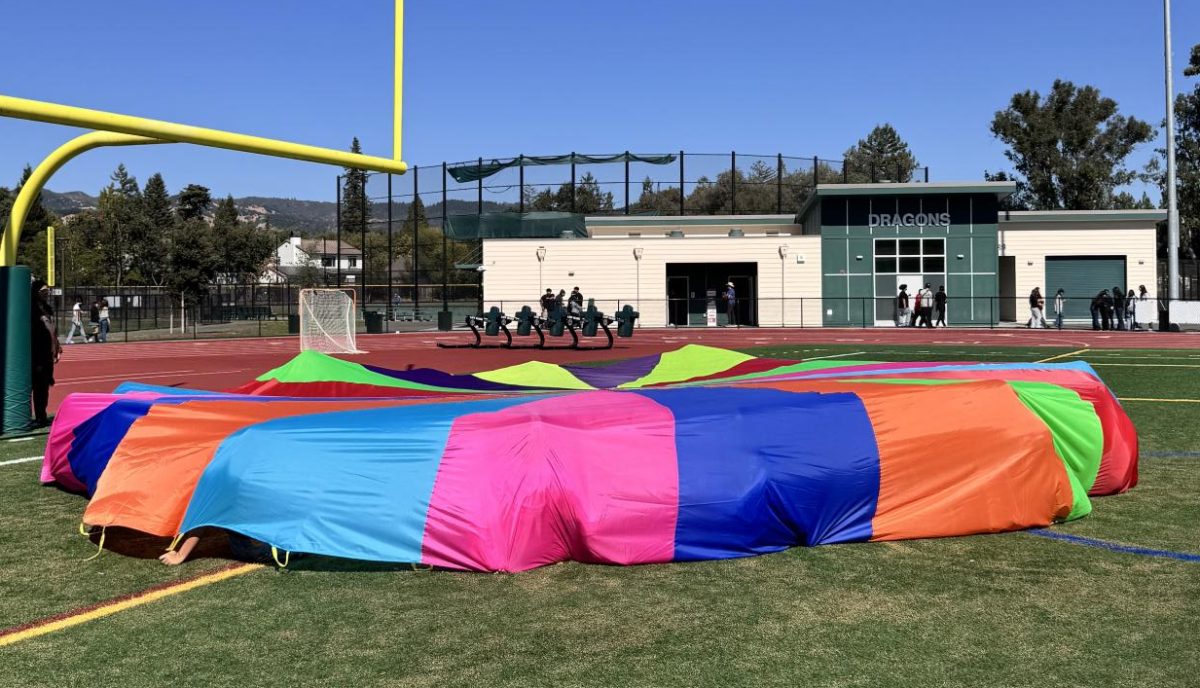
299,288,363,354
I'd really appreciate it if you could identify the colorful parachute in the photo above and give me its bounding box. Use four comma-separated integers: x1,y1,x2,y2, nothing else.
42,345,1137,572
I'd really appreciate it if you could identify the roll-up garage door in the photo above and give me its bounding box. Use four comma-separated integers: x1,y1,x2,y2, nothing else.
1044,256,1127,319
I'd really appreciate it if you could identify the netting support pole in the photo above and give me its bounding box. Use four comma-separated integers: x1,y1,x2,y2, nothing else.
387,173,393,324
518,155,525,213
678,150,685,215
439,161,450,330
413,164,420,320
335,175,342,288
360,173,367,312
624,151,630,215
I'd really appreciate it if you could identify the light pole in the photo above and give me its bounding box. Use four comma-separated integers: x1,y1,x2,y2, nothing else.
778,245,788,326
633,247,643,322
1164,0,1180,301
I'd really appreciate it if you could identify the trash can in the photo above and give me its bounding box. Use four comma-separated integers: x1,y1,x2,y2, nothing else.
287,314,300,334
364,310,384,334
437,310,454,331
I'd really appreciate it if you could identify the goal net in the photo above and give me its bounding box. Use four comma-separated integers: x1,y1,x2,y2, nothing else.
299,288,362,354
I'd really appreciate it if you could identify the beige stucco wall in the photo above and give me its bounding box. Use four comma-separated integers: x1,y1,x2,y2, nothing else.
481,235,823,327
1001,221,1158,303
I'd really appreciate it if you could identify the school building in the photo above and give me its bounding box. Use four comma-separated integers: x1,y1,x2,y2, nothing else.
479,181,1166,327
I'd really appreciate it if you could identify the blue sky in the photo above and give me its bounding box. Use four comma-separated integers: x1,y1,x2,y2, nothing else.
2,0,1196,203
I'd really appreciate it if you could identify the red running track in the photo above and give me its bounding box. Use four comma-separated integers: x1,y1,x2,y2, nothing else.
50,327,1199,411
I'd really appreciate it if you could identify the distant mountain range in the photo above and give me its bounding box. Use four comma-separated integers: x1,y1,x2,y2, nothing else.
40,189,514,235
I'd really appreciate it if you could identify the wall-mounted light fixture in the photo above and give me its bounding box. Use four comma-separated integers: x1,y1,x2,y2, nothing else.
956,254,965,259
855,255,864,261
1027,260,1034,266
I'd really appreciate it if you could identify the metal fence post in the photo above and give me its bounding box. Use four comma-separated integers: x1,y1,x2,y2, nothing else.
813,155,819,188
570,151,576,213
442,161,449,316
518,155,525,213
731,151,737,215
335,174,342,288
679,150,685,215
776,153,783,213
924,166,930,183
413,164,420,319
624,151,630,215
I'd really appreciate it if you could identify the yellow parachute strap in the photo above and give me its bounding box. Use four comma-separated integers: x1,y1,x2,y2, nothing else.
78,521,89,537
167,532,184,552
83,527,106,561
271,546,290,569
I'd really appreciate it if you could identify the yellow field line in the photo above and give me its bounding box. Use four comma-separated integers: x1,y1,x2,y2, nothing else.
0,563,262,647
1037,348,1089,363
1119,397,1200,403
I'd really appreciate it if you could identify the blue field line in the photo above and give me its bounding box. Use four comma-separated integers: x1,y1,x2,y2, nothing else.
1027,529,1200,563
1141,451,1200,459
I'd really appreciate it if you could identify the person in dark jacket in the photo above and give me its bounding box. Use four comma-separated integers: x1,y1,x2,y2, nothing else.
1090,292,1102,330
1099,289,1114,330
538,289,554,318
568,286,584,316
88,298,101,343
895,284,909,327
934,285,948,327
30,280,62,427
1112,286,1126,331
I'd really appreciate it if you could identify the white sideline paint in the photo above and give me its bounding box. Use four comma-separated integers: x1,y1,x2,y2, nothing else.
803,351,867,361
0,456,41,467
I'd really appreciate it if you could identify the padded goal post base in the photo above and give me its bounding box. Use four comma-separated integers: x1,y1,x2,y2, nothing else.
1,266,33,435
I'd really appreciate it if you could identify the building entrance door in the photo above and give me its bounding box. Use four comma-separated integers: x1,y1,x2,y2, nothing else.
892,272,926,326
667,276,689,327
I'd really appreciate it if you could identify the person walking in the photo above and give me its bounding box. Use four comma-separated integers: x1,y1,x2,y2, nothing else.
87,298,101,343
30,280,62,427
934,285,948,327
1108,285,1118,331
98,298,111,343
1028,288,1047,328
917,283,934,328
1053,289,1065,330
910,287,922,327
895,284,910,327
724,281,738,327
568,286,584,316
66,298,85,344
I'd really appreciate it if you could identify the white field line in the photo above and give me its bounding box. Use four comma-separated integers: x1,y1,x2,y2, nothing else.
0,456,41,467
803,351,867,361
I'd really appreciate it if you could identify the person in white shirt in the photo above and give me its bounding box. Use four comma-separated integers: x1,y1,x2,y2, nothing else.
66,299,85,344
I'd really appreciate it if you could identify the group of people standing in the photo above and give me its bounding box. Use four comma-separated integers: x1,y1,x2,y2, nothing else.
1027,285,1150,331
895,283,948,328
1089,286,1149,331
539,286,584,318
65,296,110,344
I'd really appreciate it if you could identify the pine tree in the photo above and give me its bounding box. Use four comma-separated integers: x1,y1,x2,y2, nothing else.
341,137,370,236
176,184,213,221
132,173,172,285
843,124,920,183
